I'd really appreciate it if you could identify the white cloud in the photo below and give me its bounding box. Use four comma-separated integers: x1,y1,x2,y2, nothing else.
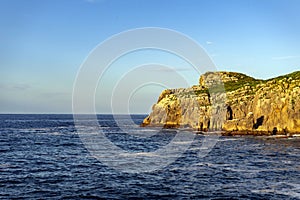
206,41,213,45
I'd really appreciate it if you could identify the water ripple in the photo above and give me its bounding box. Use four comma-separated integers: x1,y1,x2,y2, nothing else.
0,114,299,199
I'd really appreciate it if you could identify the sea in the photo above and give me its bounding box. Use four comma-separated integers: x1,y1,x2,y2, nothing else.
0,114,299,199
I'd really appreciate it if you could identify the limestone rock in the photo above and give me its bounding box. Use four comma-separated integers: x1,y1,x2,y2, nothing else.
141,71,300,135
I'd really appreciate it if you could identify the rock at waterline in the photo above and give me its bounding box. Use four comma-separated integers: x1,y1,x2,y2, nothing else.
141,71,300,135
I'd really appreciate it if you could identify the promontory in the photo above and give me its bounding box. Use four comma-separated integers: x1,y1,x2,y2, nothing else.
141,71,300,136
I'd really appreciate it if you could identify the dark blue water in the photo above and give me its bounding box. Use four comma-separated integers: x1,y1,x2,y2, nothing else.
0,114,299,199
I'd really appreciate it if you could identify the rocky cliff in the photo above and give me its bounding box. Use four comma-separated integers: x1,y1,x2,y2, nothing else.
141,71,300,135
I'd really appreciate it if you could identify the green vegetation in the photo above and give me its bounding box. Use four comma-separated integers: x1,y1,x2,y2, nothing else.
208,77,263,93
223,77,262,92
167,71,300,99
201,71,264,93
194,89,209,95
268,71,300,81
208,84,226,93
176,89,208,97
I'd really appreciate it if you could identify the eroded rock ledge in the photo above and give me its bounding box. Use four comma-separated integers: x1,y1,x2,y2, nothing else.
141,71,300,136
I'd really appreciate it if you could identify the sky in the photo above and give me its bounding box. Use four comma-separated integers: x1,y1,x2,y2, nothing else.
1,0,300,114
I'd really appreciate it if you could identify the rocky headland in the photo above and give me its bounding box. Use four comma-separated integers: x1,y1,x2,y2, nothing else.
141,71,300,136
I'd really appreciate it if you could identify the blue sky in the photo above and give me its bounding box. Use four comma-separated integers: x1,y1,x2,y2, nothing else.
1,0,300,113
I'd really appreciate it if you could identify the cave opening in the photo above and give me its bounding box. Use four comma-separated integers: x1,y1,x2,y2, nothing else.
226,106,233,120
253,116,264,129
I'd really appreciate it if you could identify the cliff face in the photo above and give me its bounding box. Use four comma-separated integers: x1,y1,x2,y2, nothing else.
141,71,300,135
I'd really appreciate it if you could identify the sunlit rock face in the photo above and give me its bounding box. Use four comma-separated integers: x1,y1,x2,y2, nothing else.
141,71,300,135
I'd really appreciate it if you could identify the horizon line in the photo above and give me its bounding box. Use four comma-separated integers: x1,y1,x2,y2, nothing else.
0,113,148,115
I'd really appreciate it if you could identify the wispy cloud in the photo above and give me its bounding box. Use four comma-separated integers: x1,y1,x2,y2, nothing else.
206,41,213,45
39,92,70,98
0,83,31,91
271,55,300,60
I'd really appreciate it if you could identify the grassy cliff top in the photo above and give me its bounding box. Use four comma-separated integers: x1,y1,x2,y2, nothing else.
199,71,300,93
268,71,300,81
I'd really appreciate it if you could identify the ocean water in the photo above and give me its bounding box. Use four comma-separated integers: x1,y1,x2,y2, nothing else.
0,114,299,199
